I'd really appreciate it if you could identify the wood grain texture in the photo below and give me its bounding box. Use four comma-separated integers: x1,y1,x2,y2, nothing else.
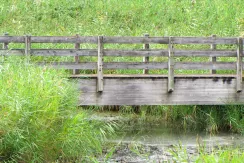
0,36,243,45
210,35,217,74
97,36,104,92
143,34,150,74
78,78,244,105
237,37,243,92
168,37,174,92
172,37,237,44
37,62,237,70
2,33,9,49
1,49,237,57
73,34,80,75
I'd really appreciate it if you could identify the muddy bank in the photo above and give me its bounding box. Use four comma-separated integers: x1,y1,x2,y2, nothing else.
90,112,244,162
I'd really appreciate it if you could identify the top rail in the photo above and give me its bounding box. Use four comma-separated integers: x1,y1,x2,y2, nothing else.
0,36,242,44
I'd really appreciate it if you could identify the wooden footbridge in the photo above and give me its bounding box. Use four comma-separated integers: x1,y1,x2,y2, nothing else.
1,34,244,105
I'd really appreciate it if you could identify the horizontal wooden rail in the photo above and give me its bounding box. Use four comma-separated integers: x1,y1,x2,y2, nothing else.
0,36,243,44
0,49,238,57
36,61,237,70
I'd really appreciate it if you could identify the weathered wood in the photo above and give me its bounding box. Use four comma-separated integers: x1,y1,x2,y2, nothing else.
29,49,168,56
25,35,31,56
37,61,237,70
2,33,9,49
0,36,25,43
30,49,97,56
143,34,150,74
0,36,241,45
210,35,217,74
174,50,236,57
237,37,243,92
70,74,237,79
73,34,80,75
97,36,104,92
0,49,25,55
2,49,236,57
168,37,174,92
31,36,98,43
172,37,237,44
78,78,244,105
103,36,169,44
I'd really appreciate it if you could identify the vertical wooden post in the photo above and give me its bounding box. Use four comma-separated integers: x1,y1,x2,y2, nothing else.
3,33,9,49
236,37,243,92
210,34,217,74
2,33,9,61
25,35,31,62
168,37,174,92
97,36,104,92
73,34,80,75
143,34,149,74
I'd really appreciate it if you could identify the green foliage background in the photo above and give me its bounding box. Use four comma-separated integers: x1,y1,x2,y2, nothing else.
0,0,243,36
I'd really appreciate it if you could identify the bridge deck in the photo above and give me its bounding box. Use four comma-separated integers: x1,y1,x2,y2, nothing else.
75,75,243,105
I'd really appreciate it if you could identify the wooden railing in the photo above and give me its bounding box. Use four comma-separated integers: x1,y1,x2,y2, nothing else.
1,34,243,94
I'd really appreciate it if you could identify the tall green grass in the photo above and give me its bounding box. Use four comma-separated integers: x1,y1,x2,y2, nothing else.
0,0,243,36
0,58,115,162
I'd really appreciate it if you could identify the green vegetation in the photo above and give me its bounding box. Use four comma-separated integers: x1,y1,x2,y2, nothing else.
0,58,115,162
1,0,244,162
0,0,244,36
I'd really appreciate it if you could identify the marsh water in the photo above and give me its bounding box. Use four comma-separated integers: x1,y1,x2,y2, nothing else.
91,112,244,162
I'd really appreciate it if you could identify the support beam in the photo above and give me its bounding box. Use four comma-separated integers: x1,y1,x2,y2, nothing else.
237,37,243,92
143,34,149,74
168,37,174,92
210,34,217,74
25,35,31,57
3,33,9,49
73,34,80,75
2,33,8,61
97,36,104,92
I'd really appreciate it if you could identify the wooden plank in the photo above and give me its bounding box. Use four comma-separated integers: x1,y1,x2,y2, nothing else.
168,37,174,92
97,36,104,92
2,49,237,57
30,49,97,56
37,61,236,70
0,49,25,55
0,36,239,45
0,36,25,43
30,49,168,57
143,34,150,74
70,74,237,79
103,36,169,44
210,35,217,74
237,37,243,92
174,50,236,57
30,36,97,43
77,78,244,105
172,37,237,44
2,33,9,49
73,34,80,75
37,62,97,69
25,35,31,57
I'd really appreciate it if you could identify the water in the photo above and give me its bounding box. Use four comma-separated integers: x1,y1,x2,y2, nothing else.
91,112,244,162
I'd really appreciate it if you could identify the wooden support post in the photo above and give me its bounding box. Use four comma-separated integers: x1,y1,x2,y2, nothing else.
73,34,80,75
2,33,9,61
3,33,9,49
25,35,31,62
236,37,243,92
143,34,149,74
97,36,104,92
168,37,174,92
210,34,217,74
